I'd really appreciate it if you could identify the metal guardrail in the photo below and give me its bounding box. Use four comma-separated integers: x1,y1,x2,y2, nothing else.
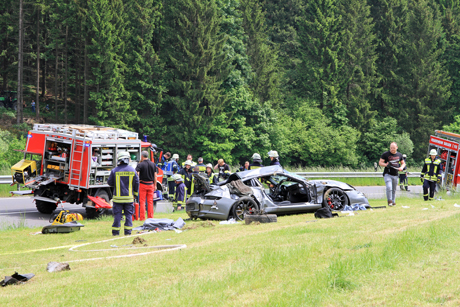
295,172,421,178
0,172,422,184
0,175,12,184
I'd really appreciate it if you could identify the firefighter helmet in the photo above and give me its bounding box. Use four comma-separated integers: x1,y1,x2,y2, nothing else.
117,151,130,164
206,163,213,169
252,153,261,160
172,174,183,182
172,154,179,160
268,150,279,158
429,149,437,156
184,160,192,166
403,154,407,158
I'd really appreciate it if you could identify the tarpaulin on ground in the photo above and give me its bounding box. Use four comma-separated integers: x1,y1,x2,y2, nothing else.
133,217,185,231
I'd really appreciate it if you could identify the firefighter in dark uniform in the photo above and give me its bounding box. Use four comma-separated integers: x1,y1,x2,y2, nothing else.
172,174,187,211
420,149,442,201
249,153,264,170
399,154,409,191
178,160,193,196
268,150,281,166
205,163,218,184
196,157,206,173
108,151,139,236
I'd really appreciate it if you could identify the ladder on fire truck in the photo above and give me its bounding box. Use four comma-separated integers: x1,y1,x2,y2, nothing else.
435,130,460,143
69,131,87,190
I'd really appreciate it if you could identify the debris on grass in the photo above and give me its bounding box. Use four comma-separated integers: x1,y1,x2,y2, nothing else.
183,221,215,230
132,237,147,245
47,262,70,273
1,272,35,287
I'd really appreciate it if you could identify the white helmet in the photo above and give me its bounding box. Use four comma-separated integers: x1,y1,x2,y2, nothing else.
429,149,437,156
172,154,179,160
206,163,213,168
402,154,407,158
252,153,261,160
172,174,183,181
268,150,279,158
184,160,192,166
117,151,130,164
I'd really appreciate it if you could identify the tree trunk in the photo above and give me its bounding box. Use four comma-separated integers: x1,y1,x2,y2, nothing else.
41,13,47,98
64,25,68,124
84,41,88,124
36,7,40,119
17,0,24,124
55,46,58,122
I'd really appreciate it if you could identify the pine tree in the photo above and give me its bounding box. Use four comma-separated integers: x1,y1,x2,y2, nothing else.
240,0,281,104
296,0,348,126
124,0,164,136
160,0,231,148
399,0,451,159
339,0,378,133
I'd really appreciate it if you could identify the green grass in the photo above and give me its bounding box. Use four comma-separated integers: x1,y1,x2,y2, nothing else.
2,196,460,306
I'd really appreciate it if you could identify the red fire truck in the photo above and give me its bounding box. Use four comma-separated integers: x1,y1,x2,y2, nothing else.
427,130,460,189
10,124,164,218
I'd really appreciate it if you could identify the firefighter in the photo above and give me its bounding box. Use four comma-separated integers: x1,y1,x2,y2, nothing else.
135,150,157,220
107,151,139,236
178,160,193,195
420,149,442,201
214,159,231,181
205,163,217,184
182,154,197,168
172,174,187,211
166,154,180,200
268,150,281,166
249,153,264,170
399,154,410,191
196,157,206,172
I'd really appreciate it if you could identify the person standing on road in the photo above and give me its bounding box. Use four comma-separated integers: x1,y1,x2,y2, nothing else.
108,152,139,236
379,142,405,207
172,174,187,211
420,149,442,201
399,154,410,191
135,151,157,220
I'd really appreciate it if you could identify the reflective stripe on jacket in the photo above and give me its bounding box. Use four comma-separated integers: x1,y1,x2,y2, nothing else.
421,158,442,181
108,163,139,203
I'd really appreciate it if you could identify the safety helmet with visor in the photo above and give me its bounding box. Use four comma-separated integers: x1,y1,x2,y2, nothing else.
268,150,279,158
117,151,130,165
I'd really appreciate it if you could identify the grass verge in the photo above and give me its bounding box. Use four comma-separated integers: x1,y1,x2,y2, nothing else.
2,197,460,306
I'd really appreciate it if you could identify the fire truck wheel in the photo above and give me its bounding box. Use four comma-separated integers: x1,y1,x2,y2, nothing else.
36,200,57,214
86,190,111,219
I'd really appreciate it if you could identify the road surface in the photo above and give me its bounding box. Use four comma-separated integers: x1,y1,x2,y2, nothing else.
0,185,425,230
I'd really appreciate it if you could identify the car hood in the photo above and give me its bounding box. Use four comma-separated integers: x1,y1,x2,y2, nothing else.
308,179,355,190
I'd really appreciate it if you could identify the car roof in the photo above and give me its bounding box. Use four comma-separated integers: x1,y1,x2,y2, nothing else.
229,165,285,181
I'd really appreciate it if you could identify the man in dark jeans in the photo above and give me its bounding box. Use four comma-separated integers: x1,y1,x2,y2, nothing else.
379,142,405,207
135,151,157,220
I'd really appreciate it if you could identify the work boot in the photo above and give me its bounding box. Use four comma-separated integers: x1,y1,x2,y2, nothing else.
388,200,394,207
405,187,410,192
400,185,404,191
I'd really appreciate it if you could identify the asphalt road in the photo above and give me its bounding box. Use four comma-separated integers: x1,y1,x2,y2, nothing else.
0,185,425,230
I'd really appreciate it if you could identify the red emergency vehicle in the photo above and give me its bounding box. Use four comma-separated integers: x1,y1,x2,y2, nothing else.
10,124,164,218
427,130,460,189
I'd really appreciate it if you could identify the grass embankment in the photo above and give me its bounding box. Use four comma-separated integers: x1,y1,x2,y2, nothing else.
2,195,460,306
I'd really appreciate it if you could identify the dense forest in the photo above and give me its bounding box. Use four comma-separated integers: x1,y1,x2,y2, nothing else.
2,0,460,167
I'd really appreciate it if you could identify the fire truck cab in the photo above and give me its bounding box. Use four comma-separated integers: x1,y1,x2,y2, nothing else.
11,124,164,218
427,130,460,189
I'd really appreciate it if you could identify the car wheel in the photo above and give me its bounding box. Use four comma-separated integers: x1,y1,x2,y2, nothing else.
36,200,57,214
323,188,348,211
232,197,259,221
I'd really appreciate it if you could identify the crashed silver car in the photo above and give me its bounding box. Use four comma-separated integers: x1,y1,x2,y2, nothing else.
186,165,369,220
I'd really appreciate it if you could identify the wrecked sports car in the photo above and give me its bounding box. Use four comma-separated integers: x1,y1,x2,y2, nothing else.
186,165,369,221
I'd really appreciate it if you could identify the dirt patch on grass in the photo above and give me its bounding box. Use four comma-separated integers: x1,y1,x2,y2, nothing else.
132,237,147,245
183,221,215,230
